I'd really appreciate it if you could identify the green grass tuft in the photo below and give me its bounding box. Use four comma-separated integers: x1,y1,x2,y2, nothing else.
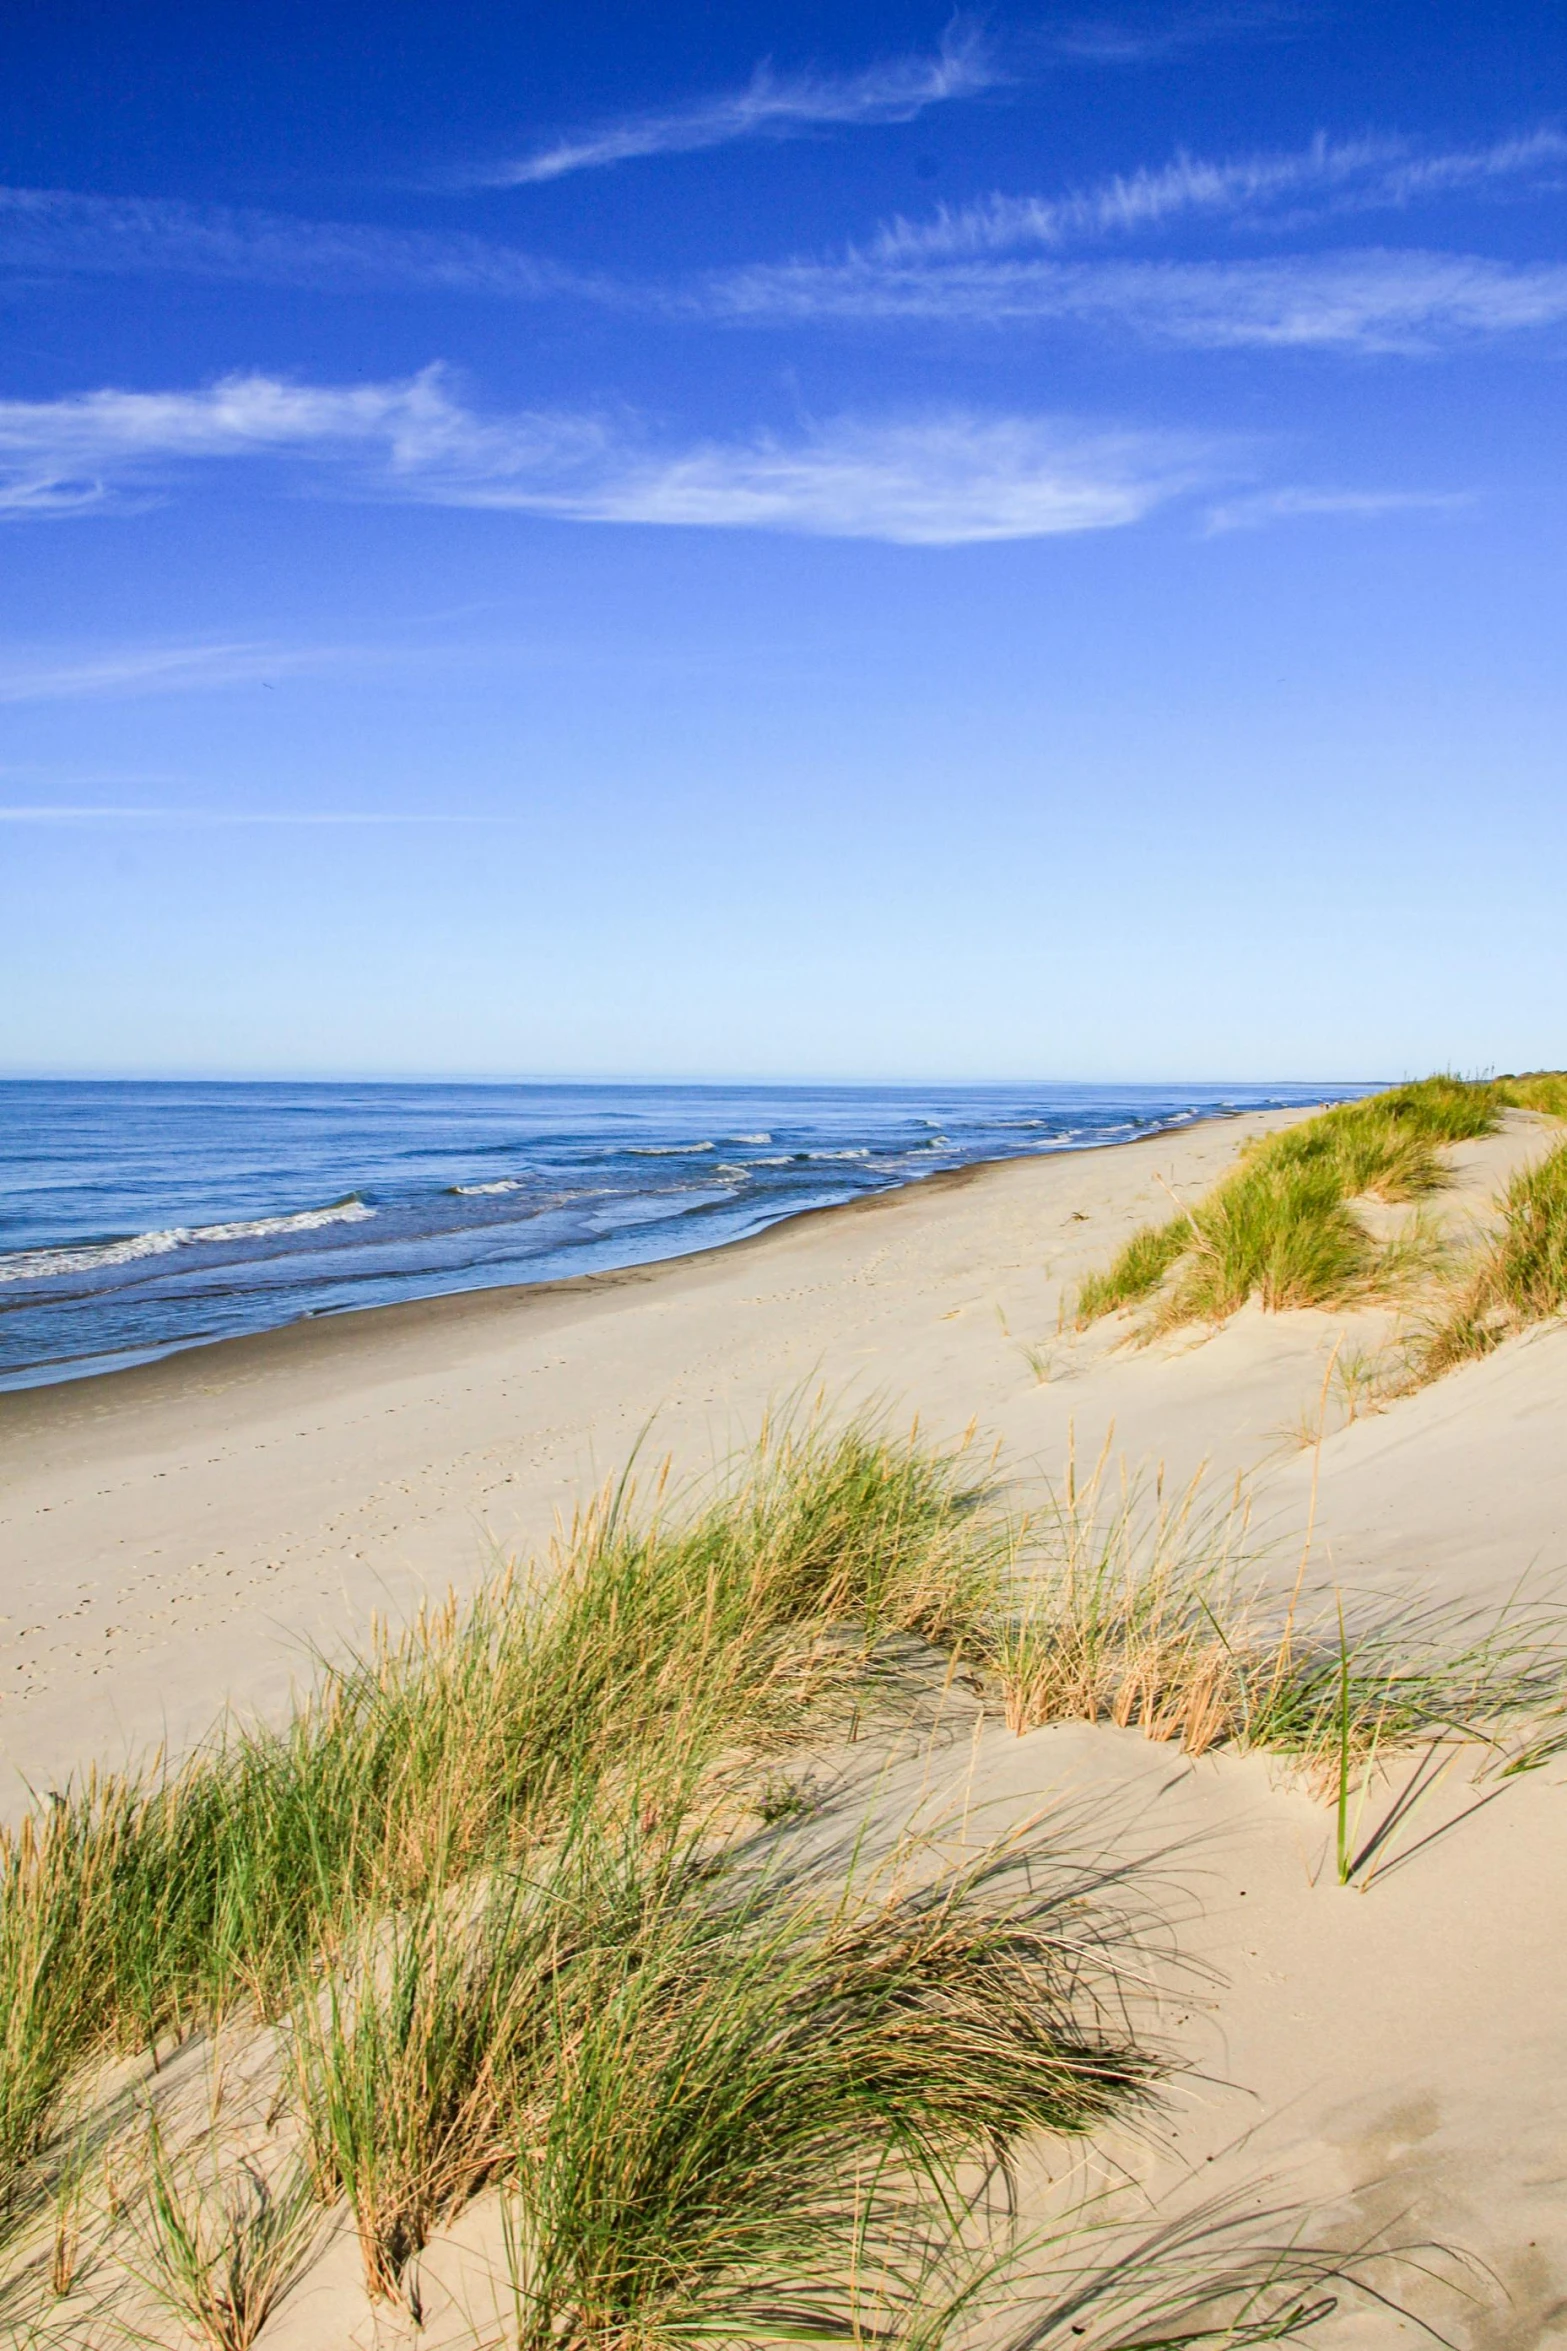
502,1797,1152,2350
1074,1220,1190,1322
1421,1138,1567,1374
1073,1077,1515,1335
294,1878,538,2303
1164,1158,1367,1324
134,2130,321,2351
0,1418,1006,2207
1497,1071,1567,1120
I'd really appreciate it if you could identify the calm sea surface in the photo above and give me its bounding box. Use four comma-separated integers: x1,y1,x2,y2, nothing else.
0,1080,1369,1391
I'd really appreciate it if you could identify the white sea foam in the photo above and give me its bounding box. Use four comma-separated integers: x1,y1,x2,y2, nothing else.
730,1132,772,1144
627,1142,716,1155
452,1178,525,1195
714,1164,752,1178
748,1147,871,1164
0,1197,375,1285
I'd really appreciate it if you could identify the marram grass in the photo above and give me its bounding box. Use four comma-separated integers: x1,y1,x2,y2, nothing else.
0,1416,1006,2190
976,1452,1567,1788
132,2127,321,2351
0,1416,1547,2345
1497,1070,1567,1121
1072,1075,1545,1334
1420,1137,1567,1374
497,1797,1154,2349
1074,1221,1188,1326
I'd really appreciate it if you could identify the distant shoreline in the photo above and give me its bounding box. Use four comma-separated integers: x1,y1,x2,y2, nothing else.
0,1101,1330,1421
0,1140,1066,1428
3,1081,1375,1405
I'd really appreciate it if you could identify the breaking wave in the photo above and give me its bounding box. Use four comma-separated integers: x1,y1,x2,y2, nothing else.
748,1148,874,1166
0,1197,375,1285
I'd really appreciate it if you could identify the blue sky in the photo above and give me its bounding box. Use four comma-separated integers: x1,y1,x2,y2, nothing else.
3,0,1564,1080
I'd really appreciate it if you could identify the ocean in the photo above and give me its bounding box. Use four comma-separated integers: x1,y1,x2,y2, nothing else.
0,1079,1368,1391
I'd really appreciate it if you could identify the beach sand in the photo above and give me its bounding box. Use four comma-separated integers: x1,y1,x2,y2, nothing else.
5,1102,1566,2341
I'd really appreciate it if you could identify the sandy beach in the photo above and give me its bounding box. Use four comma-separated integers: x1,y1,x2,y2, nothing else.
4,1104,1562,1790
4,1100,1567,2343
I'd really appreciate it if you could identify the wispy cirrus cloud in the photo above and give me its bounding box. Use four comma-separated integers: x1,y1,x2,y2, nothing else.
1043,1,1307,64
0,184,588,299
9,126,1563,347
465,19,996,188
0,367,1222,545
708,245,1567,352
694,125,1567,352
1202,484,1473,533
859,127,1567,263
0,369,600,519
0,640,358,703
466,2,1299,189
551,413,1211,539
690,122,1567,352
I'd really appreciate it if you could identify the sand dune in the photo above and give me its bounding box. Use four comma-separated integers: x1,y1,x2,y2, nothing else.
3,1101,1565,2343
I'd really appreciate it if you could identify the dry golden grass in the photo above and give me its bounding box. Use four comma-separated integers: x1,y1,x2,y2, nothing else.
976,1446,1567,1792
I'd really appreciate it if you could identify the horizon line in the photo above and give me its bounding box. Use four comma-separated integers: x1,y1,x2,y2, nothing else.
0,1068,1391,1088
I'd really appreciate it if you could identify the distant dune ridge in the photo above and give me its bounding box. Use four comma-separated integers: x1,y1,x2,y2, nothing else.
1,1076,1565,2345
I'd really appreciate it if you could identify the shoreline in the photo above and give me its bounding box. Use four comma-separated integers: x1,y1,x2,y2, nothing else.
0,1106,1323,1791
0,1109,1276,1427
0,1153,992,1425
8,1097,1560,1806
